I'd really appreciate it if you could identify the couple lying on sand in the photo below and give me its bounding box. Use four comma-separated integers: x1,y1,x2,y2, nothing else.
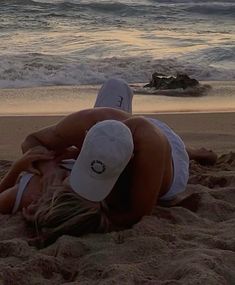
0,79,217,245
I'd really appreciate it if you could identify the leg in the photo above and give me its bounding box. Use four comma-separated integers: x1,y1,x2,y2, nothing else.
0,184,18,214
186,147,217,165
94,78,133,113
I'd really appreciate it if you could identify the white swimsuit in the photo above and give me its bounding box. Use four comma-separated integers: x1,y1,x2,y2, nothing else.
148,118,189,201
12,160,76,214
12,172,34,214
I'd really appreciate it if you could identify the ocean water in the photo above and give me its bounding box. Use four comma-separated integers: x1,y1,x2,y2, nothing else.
0,0,234,88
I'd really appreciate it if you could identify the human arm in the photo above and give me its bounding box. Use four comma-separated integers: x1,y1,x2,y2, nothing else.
0,157,33,213
0,164,23,194
21,125,64,154
21,110,95,155
0,185,19,214
21,108,130,154
0,148,54,193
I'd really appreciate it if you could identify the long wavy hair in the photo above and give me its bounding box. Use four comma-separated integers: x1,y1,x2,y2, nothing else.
25,184,111,247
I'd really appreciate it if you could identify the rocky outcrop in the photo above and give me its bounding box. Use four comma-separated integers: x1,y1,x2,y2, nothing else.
144,73,199,90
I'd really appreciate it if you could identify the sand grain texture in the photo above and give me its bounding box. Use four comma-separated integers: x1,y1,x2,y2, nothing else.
0,153,234,285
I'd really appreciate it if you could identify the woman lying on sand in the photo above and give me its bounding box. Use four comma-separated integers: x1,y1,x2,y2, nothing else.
0,79,217,245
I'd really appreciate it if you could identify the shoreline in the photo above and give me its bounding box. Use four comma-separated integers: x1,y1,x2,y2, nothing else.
0,109,235,117
0,81,234,115
0,79,234,89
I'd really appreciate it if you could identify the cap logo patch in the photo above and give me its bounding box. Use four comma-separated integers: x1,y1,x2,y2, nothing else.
91,160,106,174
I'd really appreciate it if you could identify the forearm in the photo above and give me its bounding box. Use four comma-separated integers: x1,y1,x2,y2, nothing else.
22,134,43,153
22,134,70,157
0,164,22,193
35,160,57,176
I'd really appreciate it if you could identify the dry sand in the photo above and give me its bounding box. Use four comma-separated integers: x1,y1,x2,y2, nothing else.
0,112,234,284
0,112,234,160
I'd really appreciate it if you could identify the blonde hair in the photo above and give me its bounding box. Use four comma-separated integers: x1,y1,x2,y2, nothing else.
26,184,110,246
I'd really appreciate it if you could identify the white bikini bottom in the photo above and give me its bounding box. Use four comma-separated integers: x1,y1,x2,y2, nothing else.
148,118,189,201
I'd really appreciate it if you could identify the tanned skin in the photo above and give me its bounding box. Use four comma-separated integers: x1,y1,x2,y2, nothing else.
21,108,173,228
0,108,216,226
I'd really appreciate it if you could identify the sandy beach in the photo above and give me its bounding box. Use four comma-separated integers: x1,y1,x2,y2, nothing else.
0,112,234,161
1,0,235,282
0,109,234,284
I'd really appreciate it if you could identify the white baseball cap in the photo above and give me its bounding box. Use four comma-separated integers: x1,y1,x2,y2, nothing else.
69,120,134,202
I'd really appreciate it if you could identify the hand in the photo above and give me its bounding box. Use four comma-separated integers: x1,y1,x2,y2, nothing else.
27,145,54,156
54,146,80,162
41,168,69,191
22,203,38,222
14,147,54,175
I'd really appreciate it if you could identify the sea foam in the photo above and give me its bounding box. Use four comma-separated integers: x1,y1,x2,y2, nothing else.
0,0,234,88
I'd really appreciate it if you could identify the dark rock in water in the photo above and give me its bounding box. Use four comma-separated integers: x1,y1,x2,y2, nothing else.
140,72,212,97
144,73,199,90
132,72,212,97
